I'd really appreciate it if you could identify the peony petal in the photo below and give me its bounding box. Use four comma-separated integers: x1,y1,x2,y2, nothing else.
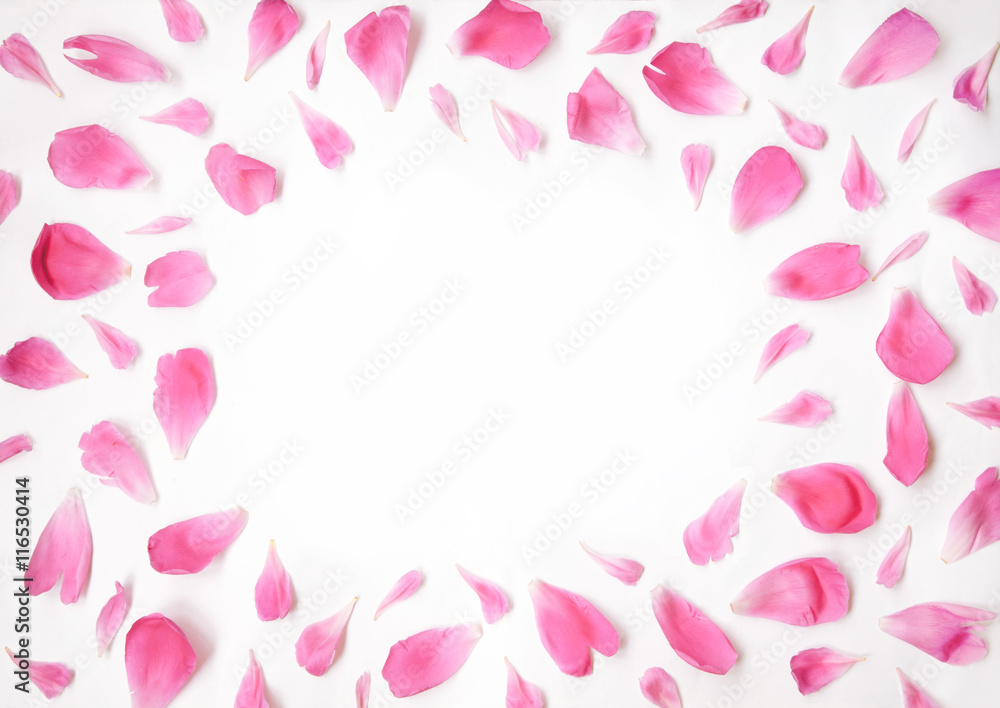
883,383,929,486
492,101,540,161
235,650,269,708
941,466,1000,563
680,143,711,210
148,507,248,574
580,542,644,585
159,0,204,42
871,231,928,280
289,92,353,169
876,526,911,588
588,11,655,55
643,42,747,116
125,613,197,708
948,396,1000,429
760,391,832,427
770,100,826,149
32,222,130,300
0,170,18,226
126,216,192,235
26,488,92,603
729,146,802,232
840,9,939,88
0,33,62,96
382,624,481,696
929,168,1000,242
63,34,169,83
356,671,370,708
697,0,768,34
753,324,809,383
651,585,737,675
766,243,869,301
345,5,409,111
954,43,998,112
842,136,883,211
953,256,997,315
82,315,138,370
731,557,849,626
447,0,549,69
773,463,877,534
789,647,862,695
761,6,813,75
96,581,128,657
505,658,542,708
140,98,210,136
153,348,216,459
295,597,356,676
429,84,465,140
374,570,422,620
306,21,330,90
0,433,32,464
683,478,745,565
79,421,157,504
48,124,151,189
456,565,510,624
255,540,293,621
145,251,214,308
567,68,645,155
876,288,953,384
245,0,299,81
528,579,618,677
898,100,934,163
205,143,276,216
639,667,680,708
897,668,943,708
879,602,995,665
0,337,86,390
5,647,72,699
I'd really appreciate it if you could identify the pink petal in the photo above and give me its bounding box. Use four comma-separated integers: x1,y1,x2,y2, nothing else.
790,647,862,695
643,42,747,116
456,565,510,624
876,288,954,384
528,579,618,677
145,250,214,308
0,337,86,390
374,570,422,620
205,143,276,216
245,0,300,81
651,585,737,675
761,6,813,75
697,0,768,34
753,323,809,382
306,21,330,90
126,216,192,235
505,658,542,708
876,526,911,588
731,557,849,626
96,581,128,657
680,143,711,210
773,463,877,534
32,223,130,300
0,170,18,226
48,124,151,189
760,391,832,427
382,624,482,696
567,68,645,155
153,348,216,459
0,33,61,96
125,613,197,708
140,98,210,136
289,92,353,169
5,647,72,699
82,315,137,370
942,466,1000,563
639,667,680,708
898,100,934,162
356,671,370,708
580,542,644,585
770,100,826,149
588,11,655,55
842,136,883,211
883,383,929,487
929,168,1000,242
148,507,248,574
235,650,269,708
766,243,868,301
879,602,995,665
683,478,745,565
63,34,169,83
159,0,205,42
295,597,356,676
26,488,92,603
447,0,549,69
729,146,802,232
871,231,928,280
953,256,997,315
492,101,540,161
79,421,157,504
255,540,293,621
345,5,409,111
954,43,998,112
840,9,939,88
0,434,32,464
897,668,943,708
948,396,1000,429
430,84,465,140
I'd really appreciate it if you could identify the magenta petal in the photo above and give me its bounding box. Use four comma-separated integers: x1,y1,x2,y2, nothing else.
290,92,353,169
729,146,802,232
492,101,540,161
567,68,645,155
141,98,210,136
306,21,330,90
683,479,745,565
770,101,826,149
761,6,813,75
26,488,92,603
127,216,192,235
643,42,747,116
942,467,1000,563
880,602,995,665
79,421,157,504
382,624,481,696
0,434,32,464
773,463,877,534
948,397,1000,429
876,526,911,588
731,557,849,626
125,613,197,708
245,0,299,80
898,101,934,162
872,231,928,280
96,581,128,657
255,540,293,621
651,585,737,675
63,34,169,83
235,650,269,708
159,0,204,42
374,570,422,620
205,143,276,216
840,9,939,87
680,143,711,210
842,136,883,211
429,84,465,140
897,668,943,708
356,671,370,708
345,5,409,111
697,0,768,34
456,565,510,624
0,33,61,96
32,223,130,300
0,337,86,390
145,251,214,308
790,647,862,695
754,324,809,382
505,658,542,708
148,507,247,574
153,348,216,459
929,168,1000,242
883,383,929,487
0,170,18,226
876,288,953,384
447,0,549,69
48,124,151,189
588,11,655,55
580,542,644,585
953,256,997,315
760,391,832,427
5,648,72,699
528,579,618,677
639,667,680,708
295,597,356,676
766,243,868,301
82,315,138,370
954,43,998,111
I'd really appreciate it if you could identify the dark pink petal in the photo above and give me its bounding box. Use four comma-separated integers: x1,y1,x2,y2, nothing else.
876,526,911,588
0,33,61,95
954,43,998,111
651,585,737,675
897,668,943,708
0,170,18,226
447,0,549,69
356,671,370,708
456,565,510,624
26,488,92,603
643,42,747,116
567,68,645,155
876,288,953,384
0,337,86,390
430,84,465,140
148,507,247,574
580,542,644,585
942,466,1000,563
639,667,680,708
126,216,192,235
753,324,809,382
32,223,129,300
382,624,481,696
205,143,276,216
5,648,72,699
255,540,293,621
63,34,169,83
125,613,197,708
879,602,995,665
898,100,934,162
374,570,422,620
96,581,127,657
82,315,137,370
884,383,928,486
79,421,157,504
790,647,862,695
245,0,299,80
760,391,832,427
159,0,204,42
588,11,655,55
953,256,997,315
766,243,868,301
145,251,214,308
235,650,269,708
295,597,356,676
842,136,883,211
948,396,1000,429
929,168,1000,242
770,100,825,149
871,231,928,280
505,658,542,708
729,146,802,232
345,5,409,110
290,92,353,169
140,98,210,136
731,557,849,626
306,21,330,90
48,124,151,189
683,478,745,565
697,0,768,34
761,6,813,75
773,463,877,534
840,9,939,87
153,348,215,459
680,143,711,210
0,434,32,464
528,579,618,677
492,101,540,161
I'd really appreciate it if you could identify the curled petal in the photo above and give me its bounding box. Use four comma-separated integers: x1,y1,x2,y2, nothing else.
683,478,745,565
761,7,813,75
153,348,216,459
140,98,210,136
306,21,330,90
897,668,943,708
148,507,248,574
528,579,618,677
754,324,809,382
729,146,802,232
0,434,32,464
159,0,204,42
145,250,214,308
127,216,191,235
770,101,825,149
5,648,72,699
790,647,862,695
447,0,549,69
929,168,1000,242
255,540,293,621
898,100,934,162
345,5,409,110
954,43,998,112
79,421,157,504
872,231,928,280
82,315,137,370
876,526,911,588
505,658,542,708
773,463,877,534
296,597,356,676
840,9,939,87
430,84,465,140
884,383,928,486
205,143,276,216
374,570,422,620
879,602,995,665
456,565,510,624
63,34,169,83
588,11,655,55
26,488,92,603
731,557,849,626
356,671,370,708
767,243,868,301
651,585,737,675
680,143,711,210
953,256,997,315
760,391,832,427
382,624,481,696
32,223,129,300
876,288,953,384
0,33,61,95
0,170,17,226
567,68,645,155
235,650,269,708
643,42,747,116
245,0,299,80
492,101,540,161
290,92,353,169
96,581,128,657
125,613,197,708
0,337,85,390
639,667,680,708
580,542,644,585
697,0,768,34
842,136,883,211
942,467,1000,563
48,124,151,189
948,396,1000,429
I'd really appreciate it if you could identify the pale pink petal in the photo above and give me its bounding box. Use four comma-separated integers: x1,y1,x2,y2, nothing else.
954,43,998,112
680,143,711,210
731,557,849,626
374,570,422,620
929,168,1000,242
153,348,216,459
456,565,510,624
884,383,929,487
588,11,655,55
145,251,214,308
205,143,276,216
140,98,210,136
345,5,409,110
697,0,768,34
306,21,330,90
0,170,18,226
877,526,911,588
32,222,130,300
580,542,644,585
953,256,997,315
48,124,151,189
289,92,353,169
26,488,92,603
643,42,747,116
651,585,737,675
876,288,953,384
639,667,680,708
879,602,995,665
382,624,482,696
770,100,826,149
235,650,269,708
0,337,86,390
96,581,128,657
683,478,745,565
871,231,928,280
528,579,618,677
761,7,813,75
125,613,197,708
79,421,157,504
760,391,832,427
295,597,356,676
126,216,192,235
897,668,943,708
0,33,62,95
842,136,883,211
729,146,802,232
159,0,204,42
773,463,877,534
941,467,1000,563
63,34,169,83
5,647,72,699
0,434,32,464
948,397,1000,429
840,9,939,88
356,671,370,708
447,0,549,69
82,315,137,370
255,540,293,621
148,507,247,574
492,101,540,161
245,0,299,81
753,324,809,382
898,101,934,162
505,658,542,708
430,84,465,140
767,243,869,301
790,647,862,695
567,68,645,155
